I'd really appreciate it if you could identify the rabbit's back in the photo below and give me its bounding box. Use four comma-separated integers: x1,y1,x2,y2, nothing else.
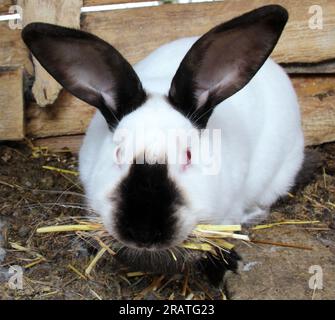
208,59,304,223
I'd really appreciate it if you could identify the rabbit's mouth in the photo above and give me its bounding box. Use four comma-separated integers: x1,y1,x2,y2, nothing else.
114,245,205,274
114,245,241,286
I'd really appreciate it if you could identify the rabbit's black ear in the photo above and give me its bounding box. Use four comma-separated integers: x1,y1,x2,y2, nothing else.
22,23,146,129
169,5,288,128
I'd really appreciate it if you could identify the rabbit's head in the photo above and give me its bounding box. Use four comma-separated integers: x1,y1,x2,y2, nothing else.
22,5,288,251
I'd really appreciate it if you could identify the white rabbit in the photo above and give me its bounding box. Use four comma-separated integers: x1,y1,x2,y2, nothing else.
22,5,304,252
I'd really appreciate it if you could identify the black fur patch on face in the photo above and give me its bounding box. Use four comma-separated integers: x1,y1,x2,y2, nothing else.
112,163,184,249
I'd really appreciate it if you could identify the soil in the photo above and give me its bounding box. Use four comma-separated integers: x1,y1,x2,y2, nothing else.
0,141,334,300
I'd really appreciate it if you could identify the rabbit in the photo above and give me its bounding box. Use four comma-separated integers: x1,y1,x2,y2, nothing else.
22,5,304,256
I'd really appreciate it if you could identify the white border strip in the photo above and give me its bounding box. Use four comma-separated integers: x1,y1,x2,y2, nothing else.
0,13,20,21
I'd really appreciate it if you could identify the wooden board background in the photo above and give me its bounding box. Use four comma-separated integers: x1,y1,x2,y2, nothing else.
1,0,335,67
27,76,335,148
82,0,335,65
294,76,335,146
0,67,24,140
0,0,14,14
0,0,150,11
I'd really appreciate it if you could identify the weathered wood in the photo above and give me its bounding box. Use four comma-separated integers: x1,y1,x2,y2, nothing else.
0,0,151,13
17,0,83,107
26,91,96,138
282,59,335,74
0,67,24,140
0,0,13,14
33,134,84,153
26,76,335,147
292,76,335,146
1,0,335,69
82,0,335,65
0,22,27,67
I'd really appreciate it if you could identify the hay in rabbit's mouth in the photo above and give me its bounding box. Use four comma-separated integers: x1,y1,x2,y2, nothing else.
36,217,249,276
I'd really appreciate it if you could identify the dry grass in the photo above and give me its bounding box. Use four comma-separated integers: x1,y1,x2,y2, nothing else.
30,215,322,295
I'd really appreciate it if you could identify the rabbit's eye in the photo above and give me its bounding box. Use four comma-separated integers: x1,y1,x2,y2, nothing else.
181,148,192,172
186,149,192,165
114,146,123,166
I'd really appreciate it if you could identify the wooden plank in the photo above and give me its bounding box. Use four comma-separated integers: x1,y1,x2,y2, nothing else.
26,91,96,138
26,76,335,147
292,76,335,146
33,134,84,153
0,0,13,14
1,1,335,68
0,21,27,67
0,0,151,15
282,59,335,74
0,67,24,140
82,0,335,65
0,0,157,13
0,1,155,69
18,0,83,107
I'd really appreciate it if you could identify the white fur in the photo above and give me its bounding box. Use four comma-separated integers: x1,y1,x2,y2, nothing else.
79,37,304,241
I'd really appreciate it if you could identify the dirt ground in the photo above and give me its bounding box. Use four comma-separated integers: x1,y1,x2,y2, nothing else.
0,141,334,300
